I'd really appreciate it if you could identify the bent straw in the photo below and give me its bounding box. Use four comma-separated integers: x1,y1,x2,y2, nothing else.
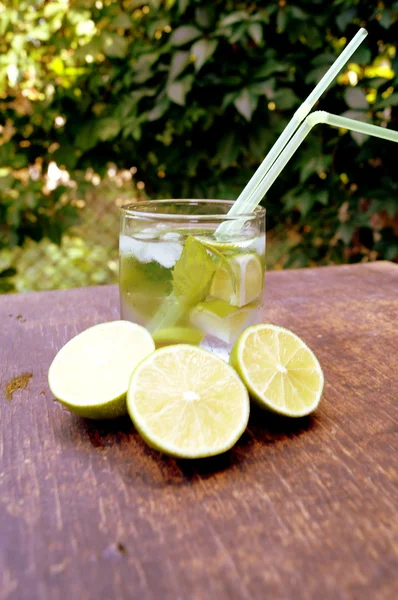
222,110,398,234
149,111,397,332
221,28,368,227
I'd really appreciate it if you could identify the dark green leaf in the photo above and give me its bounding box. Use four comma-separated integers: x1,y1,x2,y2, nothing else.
369,195,398,218
234,88,258,121
379,10,393,29
195,7,214,29
178,0,189,15
146,96,170,121
299,192,317,217
97,118,121,141
311,53,335,67
250,79,275,98
300,158,319,183
248,128,275,161
248,23,263,45
101,33,129,58
0,267,16,278
191,39,218,72
374,93,398,110
0,281,14,292
222,91,238,110
384,243,398,261
129,87,156,105
276,10,287,32
0,175,14,191
53,145,78,170
21,190,37,209
168,51,191,81
219,12,249,28
111,13,132,30
12,154,28,169
75,121,98,151
336,8,356,32
337,223,355,245
344,88,368,110
300,155,331,182
254,62,288,79
291,7,308,20
170,26,202,46
167,76,193,106
217,131,239,169
318,190,329,206
351,46,371,65
273,88,300,110
131,52,158,83
229,24,247,44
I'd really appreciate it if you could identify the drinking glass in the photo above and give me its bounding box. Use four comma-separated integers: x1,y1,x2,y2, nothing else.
120,200,266,359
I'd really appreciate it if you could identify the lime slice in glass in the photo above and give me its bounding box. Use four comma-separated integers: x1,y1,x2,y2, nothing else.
230,324,324,417
127,345,250,458
152,326,204,347
210,253,263,308
48,321,155,419
190,300,253,344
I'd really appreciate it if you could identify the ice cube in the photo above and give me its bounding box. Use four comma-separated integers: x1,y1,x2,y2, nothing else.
119,235,182,268
249,235,266,256
163,232,181,241
119,235,136,255
150,241,182,268
134,225,167,240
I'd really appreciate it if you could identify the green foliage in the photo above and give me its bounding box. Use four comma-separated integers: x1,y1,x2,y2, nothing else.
6,237,118,292
0,0,397,290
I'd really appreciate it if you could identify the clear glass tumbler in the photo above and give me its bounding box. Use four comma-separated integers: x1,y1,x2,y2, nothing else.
120,200,266,359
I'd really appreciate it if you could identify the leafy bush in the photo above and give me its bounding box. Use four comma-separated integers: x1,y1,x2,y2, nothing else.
0,0,397,290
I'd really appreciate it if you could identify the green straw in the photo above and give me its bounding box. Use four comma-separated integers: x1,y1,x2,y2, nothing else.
225,110,398,223
149,110,397,332
220,27,368,228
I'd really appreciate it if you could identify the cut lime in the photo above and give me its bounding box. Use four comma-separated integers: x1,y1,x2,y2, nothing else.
230,324,324,417
196,235,262,255
127,345,250,458
152,326,204,347
210,253,263,308
48,321,155,419
190,300,253,344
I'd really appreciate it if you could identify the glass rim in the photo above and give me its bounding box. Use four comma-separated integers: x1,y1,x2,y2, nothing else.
120,199,266,221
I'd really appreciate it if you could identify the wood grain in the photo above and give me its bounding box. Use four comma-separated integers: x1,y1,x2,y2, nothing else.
0,262,397,600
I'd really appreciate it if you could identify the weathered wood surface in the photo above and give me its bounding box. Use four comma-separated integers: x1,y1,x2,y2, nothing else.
0,261,397,600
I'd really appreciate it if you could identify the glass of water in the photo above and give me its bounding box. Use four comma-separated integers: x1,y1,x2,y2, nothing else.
120,200,266,359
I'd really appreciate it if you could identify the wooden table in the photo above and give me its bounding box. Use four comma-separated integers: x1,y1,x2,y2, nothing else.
1,262,397,600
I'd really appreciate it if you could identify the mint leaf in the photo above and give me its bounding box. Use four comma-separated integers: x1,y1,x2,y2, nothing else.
172,236,217,306
197,239,237,294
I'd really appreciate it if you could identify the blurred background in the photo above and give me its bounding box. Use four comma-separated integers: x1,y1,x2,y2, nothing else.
0,0,397,293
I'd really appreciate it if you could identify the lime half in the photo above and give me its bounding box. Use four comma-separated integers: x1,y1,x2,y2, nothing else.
210,253,263,307
127,345,250,458
230,324,324,417
48,321,155,419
